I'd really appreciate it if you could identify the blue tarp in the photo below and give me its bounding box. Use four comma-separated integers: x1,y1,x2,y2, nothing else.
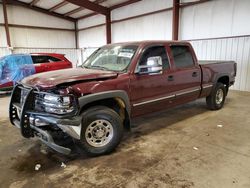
0,54,35,85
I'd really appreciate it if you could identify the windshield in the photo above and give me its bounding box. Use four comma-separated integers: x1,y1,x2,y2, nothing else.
82,45,138,72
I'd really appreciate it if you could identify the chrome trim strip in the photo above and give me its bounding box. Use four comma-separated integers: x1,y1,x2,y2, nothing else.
175,88,200,97
133,87,201,107
133,94,175,107
203,84,213,89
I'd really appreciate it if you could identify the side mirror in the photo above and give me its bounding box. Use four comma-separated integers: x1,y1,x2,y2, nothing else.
137,56,163,75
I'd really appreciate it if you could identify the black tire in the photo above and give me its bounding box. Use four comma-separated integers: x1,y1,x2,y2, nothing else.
206,82,226,110
79,106,123,156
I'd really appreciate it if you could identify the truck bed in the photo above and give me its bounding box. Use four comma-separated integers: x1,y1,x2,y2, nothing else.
198,60,236,65
199,60,236,96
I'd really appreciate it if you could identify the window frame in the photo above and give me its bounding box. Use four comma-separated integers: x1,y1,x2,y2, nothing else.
135,44,171,74
169,44,196,69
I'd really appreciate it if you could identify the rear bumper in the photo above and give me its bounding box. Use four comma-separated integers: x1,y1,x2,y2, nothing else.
9,84,81,155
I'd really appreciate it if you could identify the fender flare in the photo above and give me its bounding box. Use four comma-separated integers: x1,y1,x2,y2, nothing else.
213,73,230,88
78,90,131,115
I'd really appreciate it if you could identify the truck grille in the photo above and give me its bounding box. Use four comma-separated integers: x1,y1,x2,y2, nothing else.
20,89,29,106
34,93,46,112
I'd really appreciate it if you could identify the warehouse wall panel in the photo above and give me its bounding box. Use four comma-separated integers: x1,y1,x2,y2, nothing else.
78,14,105,29
0,47,11,57
180,0,250,40
191,36,250,91
7,5,74,29
78,26,106,48
0,4,3,23
0,27,7,47
0,5,75,49
111,0,172,20
9,27,75,48
112,11,172,43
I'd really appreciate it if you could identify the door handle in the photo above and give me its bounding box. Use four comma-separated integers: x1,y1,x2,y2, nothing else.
192,72,198,77
168,75,174,81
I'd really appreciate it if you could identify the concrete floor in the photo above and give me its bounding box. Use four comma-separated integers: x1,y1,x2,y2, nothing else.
0,91,250,188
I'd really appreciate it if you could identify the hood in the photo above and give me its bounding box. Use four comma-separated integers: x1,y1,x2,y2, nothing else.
22,68,118,89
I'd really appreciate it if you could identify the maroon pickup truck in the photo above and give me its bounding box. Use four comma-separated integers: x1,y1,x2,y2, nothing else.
9,41,236,156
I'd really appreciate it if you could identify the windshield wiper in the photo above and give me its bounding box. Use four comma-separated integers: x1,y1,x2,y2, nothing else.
88,65,110,71
82,65,89,69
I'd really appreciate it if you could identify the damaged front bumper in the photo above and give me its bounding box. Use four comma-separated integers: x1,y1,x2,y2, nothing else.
9,84,82,155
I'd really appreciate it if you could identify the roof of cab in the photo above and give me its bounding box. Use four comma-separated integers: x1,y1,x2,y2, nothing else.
103,40,191,47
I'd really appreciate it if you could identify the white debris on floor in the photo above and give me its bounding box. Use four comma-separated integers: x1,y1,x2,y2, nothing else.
193,147,199,150
217,124,223,128
35,164,41,171
61,162,66,168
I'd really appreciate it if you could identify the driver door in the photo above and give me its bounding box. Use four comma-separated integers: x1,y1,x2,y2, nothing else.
130,45,175,117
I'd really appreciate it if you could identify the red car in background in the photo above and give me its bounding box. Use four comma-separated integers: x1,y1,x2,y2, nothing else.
0,53,72,93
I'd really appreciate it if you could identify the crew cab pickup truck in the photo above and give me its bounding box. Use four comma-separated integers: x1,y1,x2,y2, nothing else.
9,41,236,156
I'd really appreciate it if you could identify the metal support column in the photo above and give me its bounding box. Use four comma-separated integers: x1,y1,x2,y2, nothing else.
172,0,180,40
106,11,111,44
3,0,11,47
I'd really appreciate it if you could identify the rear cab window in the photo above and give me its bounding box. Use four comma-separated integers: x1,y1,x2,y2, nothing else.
170,45,195,68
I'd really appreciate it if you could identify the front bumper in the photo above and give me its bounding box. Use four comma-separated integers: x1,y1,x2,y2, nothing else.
9,84,81,155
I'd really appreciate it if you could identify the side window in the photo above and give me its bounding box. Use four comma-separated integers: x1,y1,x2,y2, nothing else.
139,46,170,70
31,56,49,64
31,56,62,64
47,56,61,62
170,45,194,68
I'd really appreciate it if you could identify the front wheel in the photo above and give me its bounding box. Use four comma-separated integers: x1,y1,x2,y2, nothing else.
206,82,226,110
79,106,123,156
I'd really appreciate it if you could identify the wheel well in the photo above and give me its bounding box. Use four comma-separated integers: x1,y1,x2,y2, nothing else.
217,76,229,94
217,76,229,86
80,98,130,131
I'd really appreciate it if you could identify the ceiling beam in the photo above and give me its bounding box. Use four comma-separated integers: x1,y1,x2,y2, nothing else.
6,0,75,22
49,1,69,12
63,0,107,17
30,0,40,7
66,0,109,15
76,0,142,20
110,0,142,10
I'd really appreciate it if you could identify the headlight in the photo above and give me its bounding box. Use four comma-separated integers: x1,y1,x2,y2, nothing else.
36,94,75,114
44,95,71,106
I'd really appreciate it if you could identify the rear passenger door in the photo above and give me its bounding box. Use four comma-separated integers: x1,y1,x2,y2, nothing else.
168,44,201,103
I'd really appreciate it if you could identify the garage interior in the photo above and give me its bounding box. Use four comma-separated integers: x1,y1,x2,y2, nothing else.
0,0,250,187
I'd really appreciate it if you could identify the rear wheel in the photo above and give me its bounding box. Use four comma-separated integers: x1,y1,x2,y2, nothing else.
80,106,123,156
206,82,226,110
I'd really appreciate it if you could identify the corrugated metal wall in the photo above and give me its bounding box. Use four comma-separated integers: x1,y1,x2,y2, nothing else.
0,47,11,57
190,36,250,91
0,5,75,49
